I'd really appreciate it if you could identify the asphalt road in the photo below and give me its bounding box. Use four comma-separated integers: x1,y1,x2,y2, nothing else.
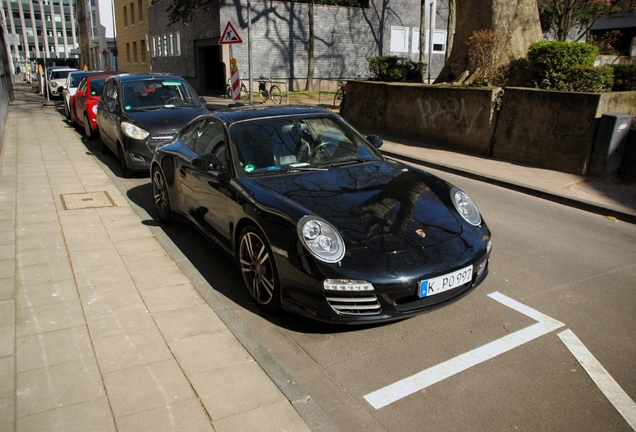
67,102,636,432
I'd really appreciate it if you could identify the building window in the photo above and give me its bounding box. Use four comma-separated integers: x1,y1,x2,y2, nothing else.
138,0,143,21
162,35,168,56
130,2,134,25
132,41,137,63
123,6,128,27
168,34,174,56
175,32,181,56
390,26,409,53
140,39,146,63
432,31,447,53
126,42,130,64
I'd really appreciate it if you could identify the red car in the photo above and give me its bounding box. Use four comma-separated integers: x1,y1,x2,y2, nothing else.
71,74,114,140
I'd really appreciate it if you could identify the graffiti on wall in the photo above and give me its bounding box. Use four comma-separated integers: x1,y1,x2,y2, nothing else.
416,97,485,135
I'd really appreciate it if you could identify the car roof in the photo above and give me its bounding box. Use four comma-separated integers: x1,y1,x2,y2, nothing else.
210,105,336,125
108,74,184,83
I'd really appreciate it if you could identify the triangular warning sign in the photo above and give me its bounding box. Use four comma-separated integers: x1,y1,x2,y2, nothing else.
219,21,243,45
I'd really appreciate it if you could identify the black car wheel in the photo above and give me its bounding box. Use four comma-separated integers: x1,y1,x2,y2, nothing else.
84,114,94,140
238,226,280,310
152,167,174,224
118,144,133,178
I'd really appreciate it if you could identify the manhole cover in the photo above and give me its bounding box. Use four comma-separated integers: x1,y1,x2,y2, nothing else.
61,191,116,210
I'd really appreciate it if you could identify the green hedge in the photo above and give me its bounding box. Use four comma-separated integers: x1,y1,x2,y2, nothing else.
527,41,599,90
368,56,426,83
610,64,636,91
563,65,614,92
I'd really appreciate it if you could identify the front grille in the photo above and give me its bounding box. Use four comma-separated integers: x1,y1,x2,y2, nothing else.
150,134,175,143
325,293,382,316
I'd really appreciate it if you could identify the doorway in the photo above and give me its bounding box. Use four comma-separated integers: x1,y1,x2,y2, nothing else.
197,45,224,96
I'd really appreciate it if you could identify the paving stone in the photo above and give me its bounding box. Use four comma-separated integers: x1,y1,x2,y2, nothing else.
141,283,206,313
122,251,191,290
213,400,312,432
93,327,174,373
0,277,15,301
191,361,286,420
115,399,214,432
0,299,15,326
168,331,253,376
16,357,105,418
16,260,74,287
103,359,197,418
16,300,85,337
16,397,116,432
152,304,227,341
16,326,93,372
15,279,78,309
0,324,15,358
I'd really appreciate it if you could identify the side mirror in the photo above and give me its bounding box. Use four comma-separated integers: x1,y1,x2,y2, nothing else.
367,134,383,149
76,90,85,97
192,154,226,171
107,101,116,113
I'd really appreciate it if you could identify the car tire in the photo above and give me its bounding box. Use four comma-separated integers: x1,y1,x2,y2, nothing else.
84,114,94,140
118,144,133,178
64,102,70,120
238,225,281,311
151,166,174,224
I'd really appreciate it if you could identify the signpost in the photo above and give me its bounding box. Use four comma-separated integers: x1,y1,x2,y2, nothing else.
219,22,244,102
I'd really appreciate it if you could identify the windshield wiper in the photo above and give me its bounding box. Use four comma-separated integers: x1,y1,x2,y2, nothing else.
324,159,367,167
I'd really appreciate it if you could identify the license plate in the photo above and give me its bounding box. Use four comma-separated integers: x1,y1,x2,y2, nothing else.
419,265,473,298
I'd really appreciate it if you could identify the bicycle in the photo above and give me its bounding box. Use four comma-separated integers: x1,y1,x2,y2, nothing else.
257,75,282,104
334,81,346,107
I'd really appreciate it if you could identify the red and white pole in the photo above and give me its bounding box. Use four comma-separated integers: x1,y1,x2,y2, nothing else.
230,58,240,102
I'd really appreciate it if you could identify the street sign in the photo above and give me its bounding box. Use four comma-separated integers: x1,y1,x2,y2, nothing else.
219,21,243,45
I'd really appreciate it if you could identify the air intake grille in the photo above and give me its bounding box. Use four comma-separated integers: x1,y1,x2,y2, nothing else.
325,293,381,316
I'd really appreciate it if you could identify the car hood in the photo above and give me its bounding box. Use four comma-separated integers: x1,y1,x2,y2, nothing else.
125,108,207,134
249,161,463,253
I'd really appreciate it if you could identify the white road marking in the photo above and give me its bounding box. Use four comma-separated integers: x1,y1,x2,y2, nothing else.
558,329,636,431
364,292,564,409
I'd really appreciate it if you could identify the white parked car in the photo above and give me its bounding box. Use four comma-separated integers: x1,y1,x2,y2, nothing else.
47,68,77,99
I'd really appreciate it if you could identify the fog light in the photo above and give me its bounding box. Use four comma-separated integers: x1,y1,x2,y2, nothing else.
324,279,374,292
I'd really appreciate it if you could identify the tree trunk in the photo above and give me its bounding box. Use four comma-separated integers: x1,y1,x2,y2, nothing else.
76,0,91,69
305,0,314,91
435,0,542,83
446,0,455,62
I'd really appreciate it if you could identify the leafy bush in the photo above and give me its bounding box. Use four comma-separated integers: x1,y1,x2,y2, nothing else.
562,65,614,92
610,64,636,91
527,41,599,90
367,56,426,83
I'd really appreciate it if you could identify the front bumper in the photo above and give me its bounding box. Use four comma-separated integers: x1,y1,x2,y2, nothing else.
277,235,492,324
124,133,176,172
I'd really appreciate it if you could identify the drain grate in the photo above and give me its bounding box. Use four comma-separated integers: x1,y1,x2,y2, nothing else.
61,191,117,210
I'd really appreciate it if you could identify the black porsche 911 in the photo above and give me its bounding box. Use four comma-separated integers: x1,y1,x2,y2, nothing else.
151,105,492,324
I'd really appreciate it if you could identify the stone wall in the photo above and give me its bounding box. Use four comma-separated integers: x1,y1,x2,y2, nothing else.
342,81,497,155
341,81,636,176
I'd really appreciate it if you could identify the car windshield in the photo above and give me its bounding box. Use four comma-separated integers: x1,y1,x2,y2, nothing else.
121,79,201,112
89,78,107,96
69,73,88,87
51,70,72,79
229,114,383,176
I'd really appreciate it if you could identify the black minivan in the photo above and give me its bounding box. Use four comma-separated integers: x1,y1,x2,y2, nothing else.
97,74,209,177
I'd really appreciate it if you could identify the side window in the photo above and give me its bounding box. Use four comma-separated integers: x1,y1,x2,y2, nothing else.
180,120,204,152
77,78,86,93
193,120,225,156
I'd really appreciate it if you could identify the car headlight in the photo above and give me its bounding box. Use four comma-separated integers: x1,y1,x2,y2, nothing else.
451,187,481,226
92,105,97,115
297,216,345,263
121,122,150,140
50,81,57,88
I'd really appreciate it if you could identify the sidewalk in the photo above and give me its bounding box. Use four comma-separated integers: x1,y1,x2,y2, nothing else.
0,83,336,432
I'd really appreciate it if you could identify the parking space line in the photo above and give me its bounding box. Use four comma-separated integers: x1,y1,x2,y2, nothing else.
364,292,564,409
558,329,636,431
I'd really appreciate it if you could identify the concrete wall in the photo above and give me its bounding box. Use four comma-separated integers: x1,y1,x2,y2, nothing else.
493,88,636,175
342,81,497,154
341,81,636,176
